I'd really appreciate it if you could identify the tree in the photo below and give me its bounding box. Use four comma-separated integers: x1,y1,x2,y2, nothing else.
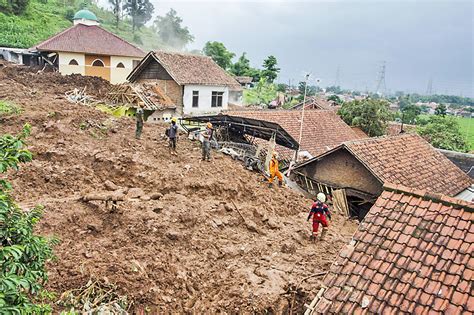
276,83,287,92
298,82,319,98
203,41,235,70
401,104,421,124
435,104,447,116
261,55,280,83
328,94,343,105
230,53,251,76
417,116,469,152
0,0,30,14
0,125,57,312
109,0,122,28
338,98,393,136
123,0,154,33
153,9,194,50
398,95,412,110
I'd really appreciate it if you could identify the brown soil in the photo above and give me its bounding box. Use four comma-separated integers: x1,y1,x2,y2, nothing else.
0,63,358,313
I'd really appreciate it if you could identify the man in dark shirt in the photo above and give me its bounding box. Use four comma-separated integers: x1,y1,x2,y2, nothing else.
168,117,178,155
135,106,144,139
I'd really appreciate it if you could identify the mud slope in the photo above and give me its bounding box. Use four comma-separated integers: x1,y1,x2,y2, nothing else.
0,63,358,313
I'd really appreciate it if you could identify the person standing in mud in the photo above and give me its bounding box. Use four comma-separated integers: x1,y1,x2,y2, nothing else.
201,122,213,161
135,105,144,140
307,192,331,241
168,117,178,156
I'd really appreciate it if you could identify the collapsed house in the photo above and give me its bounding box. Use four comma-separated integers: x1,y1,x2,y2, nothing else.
225,109,366,160
305,184,473,314
28,9,145,83
291,133,472,219
127,51,242,118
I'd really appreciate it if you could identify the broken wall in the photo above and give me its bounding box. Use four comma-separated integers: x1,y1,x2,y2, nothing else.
300,149,382,195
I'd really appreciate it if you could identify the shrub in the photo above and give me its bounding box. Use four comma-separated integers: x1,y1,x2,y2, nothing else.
0,100,22,116
0,125,57,313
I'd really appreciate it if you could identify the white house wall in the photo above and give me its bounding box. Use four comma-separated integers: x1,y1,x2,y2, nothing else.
110,56,140,84
183,85,229,115
58,52,85,75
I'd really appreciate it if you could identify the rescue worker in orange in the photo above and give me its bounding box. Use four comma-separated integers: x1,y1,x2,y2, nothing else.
307,192,332,241
268,151,283,188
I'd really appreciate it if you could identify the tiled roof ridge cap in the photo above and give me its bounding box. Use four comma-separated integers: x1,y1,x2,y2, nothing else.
343,132,417,146
153,50,211,59
383,183,474,211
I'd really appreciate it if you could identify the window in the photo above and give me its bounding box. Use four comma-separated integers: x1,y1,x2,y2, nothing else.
211,91,224,107
116,62,125,68
192,90,199,108
91,59,104,67
68,59,79,65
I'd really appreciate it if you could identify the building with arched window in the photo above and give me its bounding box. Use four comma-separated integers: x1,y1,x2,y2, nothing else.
29,9,145,83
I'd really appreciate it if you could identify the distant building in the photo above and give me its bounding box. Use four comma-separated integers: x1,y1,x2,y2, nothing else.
29,9,145,83
234,76,253,88
128,51,241,117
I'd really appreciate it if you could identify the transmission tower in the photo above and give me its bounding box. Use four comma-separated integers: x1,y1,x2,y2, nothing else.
334,66,341,87
426,78,433,95
375,61,387,95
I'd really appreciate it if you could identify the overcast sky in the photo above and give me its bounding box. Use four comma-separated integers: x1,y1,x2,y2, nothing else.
127,0,473,96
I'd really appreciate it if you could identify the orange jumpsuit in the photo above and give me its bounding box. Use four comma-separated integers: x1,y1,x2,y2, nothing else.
268,157,283,184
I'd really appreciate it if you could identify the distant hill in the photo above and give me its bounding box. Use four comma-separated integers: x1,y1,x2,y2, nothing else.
0,0,162,51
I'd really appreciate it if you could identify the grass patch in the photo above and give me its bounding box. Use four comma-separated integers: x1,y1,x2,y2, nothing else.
456,116,474,151
0,100,22,115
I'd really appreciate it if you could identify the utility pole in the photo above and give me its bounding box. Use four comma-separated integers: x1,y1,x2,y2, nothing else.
287,73,310,177
375,61,387,95
426,78,433,95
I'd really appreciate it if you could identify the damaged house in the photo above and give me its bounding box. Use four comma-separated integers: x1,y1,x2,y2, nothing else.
291,133,472,219
305,184,473,314
29,9,145,83
127,51,241,117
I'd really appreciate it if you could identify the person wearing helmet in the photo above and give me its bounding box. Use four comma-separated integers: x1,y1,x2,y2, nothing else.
168,117,178,155
268,151,283,188
307,192,332,241
135,105,144,139
201,122,213,161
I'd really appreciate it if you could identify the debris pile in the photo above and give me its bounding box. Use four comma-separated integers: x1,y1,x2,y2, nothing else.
0,62,358,313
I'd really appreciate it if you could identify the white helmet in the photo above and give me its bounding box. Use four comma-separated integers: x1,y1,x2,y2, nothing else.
316,192,326,203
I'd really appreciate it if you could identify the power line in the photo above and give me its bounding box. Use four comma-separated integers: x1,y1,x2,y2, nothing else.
334,65,341,87
426,78,433,95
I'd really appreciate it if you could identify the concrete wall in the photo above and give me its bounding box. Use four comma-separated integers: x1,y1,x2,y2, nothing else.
301,148,382,195
110,56,141,84
85,54,111,81
58,52,85,75
229,89,243,105
148,109,177,123
183,85,228,115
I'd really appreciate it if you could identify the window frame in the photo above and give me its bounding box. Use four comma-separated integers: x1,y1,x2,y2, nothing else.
116,62,125,68
211,91,224,108
91,59,105,67
192,90,199,108
68,59,79,65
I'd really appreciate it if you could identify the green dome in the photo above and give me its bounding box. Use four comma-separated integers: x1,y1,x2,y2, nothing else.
73,9,98,21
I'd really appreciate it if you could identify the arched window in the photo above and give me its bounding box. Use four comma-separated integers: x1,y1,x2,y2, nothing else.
116,62,125,68
91,59,105,67
69,59,79,65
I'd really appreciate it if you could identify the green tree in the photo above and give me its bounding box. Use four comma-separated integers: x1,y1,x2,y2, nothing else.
203,41,235,70
338,98,392,136
261,55,280,83
153,9,194,50
230,52,251,76
123,0,154,32
398,95,412,110
435,104,447,116
276,83,287,92
417,116,469,152
0,125,57,312
328,94,343,105
401,104,421,124
109,0,122,28
0,0,30,14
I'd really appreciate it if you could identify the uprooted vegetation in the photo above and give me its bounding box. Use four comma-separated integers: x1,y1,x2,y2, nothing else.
0,63,358,312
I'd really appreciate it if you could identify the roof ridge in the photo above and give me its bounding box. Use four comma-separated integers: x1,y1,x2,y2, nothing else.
153,50,210,59
343,132,417,145
383,183,474,211
94,25,145,54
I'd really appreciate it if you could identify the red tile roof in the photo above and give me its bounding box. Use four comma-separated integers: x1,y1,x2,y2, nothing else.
386,122,416,136
32,24,145,57
310,184,474,314
350,126,368,138
343,133,471,196
129,51,240,87
226,109,365,157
